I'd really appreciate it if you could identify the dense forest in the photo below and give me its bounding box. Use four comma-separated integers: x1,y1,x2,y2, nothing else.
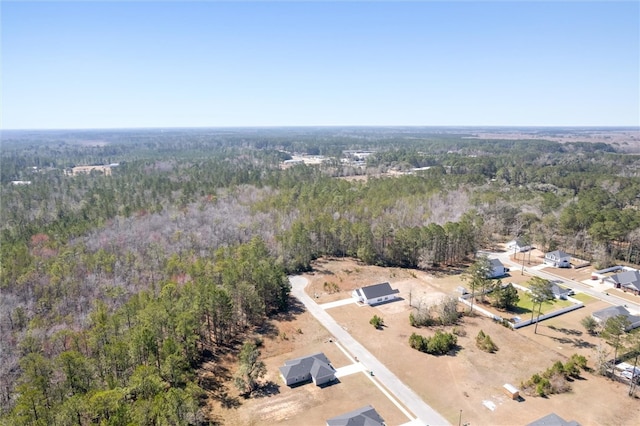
1,127,640,424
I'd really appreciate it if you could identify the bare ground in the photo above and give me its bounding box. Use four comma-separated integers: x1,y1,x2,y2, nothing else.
208,258,640,426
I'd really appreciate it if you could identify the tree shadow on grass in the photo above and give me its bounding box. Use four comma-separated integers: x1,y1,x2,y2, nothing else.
505,306,533,316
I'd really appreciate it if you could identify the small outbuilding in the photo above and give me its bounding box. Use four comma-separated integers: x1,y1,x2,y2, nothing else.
502,383,520,400
352,282,400,306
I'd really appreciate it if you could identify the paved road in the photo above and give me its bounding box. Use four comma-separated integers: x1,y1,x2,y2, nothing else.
290,276,450,426
495,251,640,313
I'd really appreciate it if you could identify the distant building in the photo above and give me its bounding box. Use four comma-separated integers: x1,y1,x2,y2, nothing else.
507,238,531,253
352,282,400,306
66,164,118,176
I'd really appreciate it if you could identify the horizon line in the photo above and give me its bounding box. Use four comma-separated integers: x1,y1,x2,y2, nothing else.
3,124,640,132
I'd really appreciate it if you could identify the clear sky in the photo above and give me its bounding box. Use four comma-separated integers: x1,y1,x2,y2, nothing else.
2,1,639,129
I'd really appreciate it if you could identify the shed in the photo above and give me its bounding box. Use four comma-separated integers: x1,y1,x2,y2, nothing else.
503,383,520,400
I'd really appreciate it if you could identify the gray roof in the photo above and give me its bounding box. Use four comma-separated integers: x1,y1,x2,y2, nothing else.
279,352,333,383
592,306,640,326
490,258,504,268
526,413,580,426
550,284,571,297
609,270,640,288
360,282,399,300
326,405,385,426
546,250,570,259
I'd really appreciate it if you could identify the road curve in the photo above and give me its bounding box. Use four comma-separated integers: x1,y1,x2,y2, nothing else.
290,275,450,426
495,252,640,312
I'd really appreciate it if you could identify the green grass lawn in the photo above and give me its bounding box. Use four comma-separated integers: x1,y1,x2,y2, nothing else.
572,292,596,303
506,290,574,316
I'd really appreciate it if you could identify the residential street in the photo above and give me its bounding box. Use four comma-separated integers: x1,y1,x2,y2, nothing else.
495,252,640,313
290,276,451,426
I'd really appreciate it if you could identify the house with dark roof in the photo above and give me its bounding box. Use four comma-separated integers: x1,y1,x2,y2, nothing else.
488,258,507,278
526,412,580,426
279,352,335,387
605,270,640,295
326,405,385,426
591,306,640,331
544,250,571,268
352,282,400,306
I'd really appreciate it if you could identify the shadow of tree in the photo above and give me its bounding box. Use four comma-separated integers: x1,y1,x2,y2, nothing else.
506,306,534,316
548,325,583,336
273,296,306,322
252,380,281,398
218,390,241,408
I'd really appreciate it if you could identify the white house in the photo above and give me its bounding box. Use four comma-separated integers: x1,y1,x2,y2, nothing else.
488,258,507,278
352,282,400,305
507,238,531,253
544,250,571,268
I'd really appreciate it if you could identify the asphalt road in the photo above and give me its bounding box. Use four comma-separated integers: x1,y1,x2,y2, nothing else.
495,251,640,313
290,275,450,426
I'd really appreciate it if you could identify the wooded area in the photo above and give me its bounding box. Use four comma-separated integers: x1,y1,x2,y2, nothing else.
1,127,639,424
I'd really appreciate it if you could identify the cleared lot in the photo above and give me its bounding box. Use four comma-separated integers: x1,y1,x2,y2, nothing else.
212,258,640,425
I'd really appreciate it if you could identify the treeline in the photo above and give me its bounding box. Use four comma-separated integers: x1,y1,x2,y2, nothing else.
2,129,640,421
1,238,289,425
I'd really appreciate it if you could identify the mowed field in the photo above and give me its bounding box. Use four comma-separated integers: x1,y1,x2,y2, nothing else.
213,258,640,426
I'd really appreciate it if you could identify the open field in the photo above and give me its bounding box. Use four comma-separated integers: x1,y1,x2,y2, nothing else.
214,258,640,425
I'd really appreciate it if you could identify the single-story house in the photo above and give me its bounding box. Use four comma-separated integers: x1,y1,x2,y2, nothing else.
550,283,572,300
352,282,400,306
591,306,640,331
605,270,640,295
544,250,571,268
279,352,336,387
488,258,507,278
507,238,531,253
526,412,581,426
326,405,385,426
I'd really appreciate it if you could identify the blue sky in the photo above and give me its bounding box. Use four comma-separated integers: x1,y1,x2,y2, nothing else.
2,1,639,129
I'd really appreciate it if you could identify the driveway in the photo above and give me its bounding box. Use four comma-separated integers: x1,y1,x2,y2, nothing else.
495,251,640,313
290,275,451,426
